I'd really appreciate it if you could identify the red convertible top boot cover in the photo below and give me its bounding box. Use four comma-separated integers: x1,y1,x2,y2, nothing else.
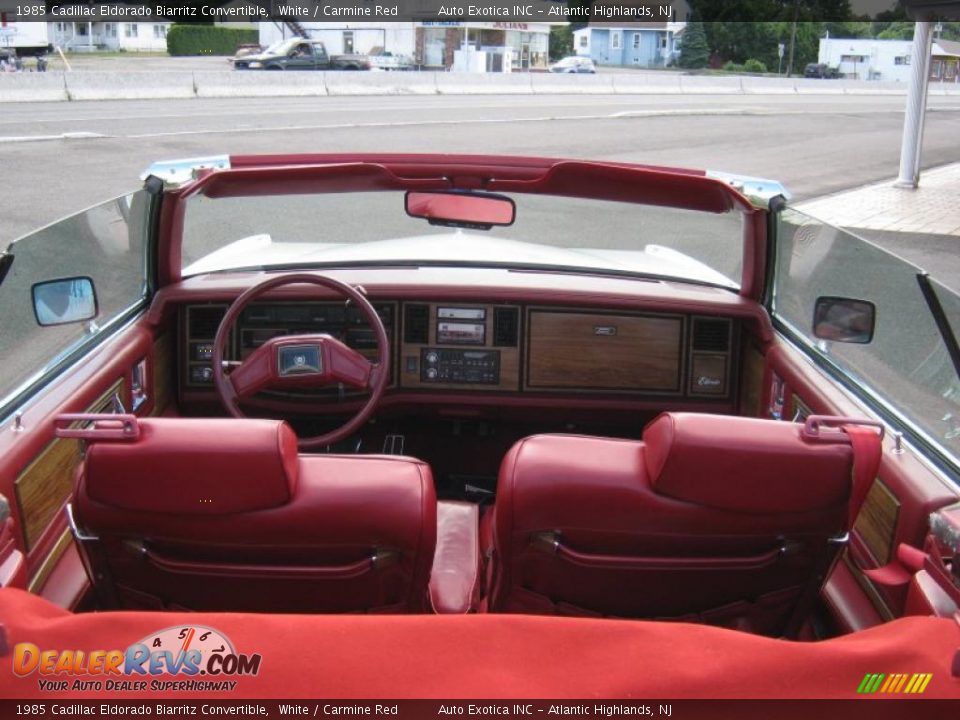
1,588,958,699
74,418,437,613
489,413,854,634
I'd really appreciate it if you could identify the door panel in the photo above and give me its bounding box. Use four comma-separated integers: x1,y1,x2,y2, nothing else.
762,338,958,630
0,319,170,606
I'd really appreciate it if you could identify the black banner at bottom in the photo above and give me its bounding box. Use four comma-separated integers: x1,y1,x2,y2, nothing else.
1,700,957,720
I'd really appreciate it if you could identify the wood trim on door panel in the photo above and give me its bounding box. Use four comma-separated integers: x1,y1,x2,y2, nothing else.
739,341,765,417
841,551,895,621
14,379,123,551
152,332,174,415
26,527,73,594
852,480,900,567
525,309,684,393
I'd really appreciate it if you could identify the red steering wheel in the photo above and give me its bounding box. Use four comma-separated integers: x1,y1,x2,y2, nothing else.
212,273,389,450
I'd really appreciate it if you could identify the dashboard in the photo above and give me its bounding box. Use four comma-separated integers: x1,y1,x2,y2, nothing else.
179,298,739,410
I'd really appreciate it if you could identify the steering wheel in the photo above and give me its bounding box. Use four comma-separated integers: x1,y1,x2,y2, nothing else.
212,273,389,450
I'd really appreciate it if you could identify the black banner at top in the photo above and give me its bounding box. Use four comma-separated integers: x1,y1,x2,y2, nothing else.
0,1,952,23
1,1,671,23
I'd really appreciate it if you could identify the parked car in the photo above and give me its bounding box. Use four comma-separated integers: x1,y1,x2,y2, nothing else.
804,63,841,78
0,154,958,700
233,38,370,71
549,56,597,73
368,46,415,71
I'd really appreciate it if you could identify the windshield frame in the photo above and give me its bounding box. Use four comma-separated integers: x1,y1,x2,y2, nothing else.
161,155,761,294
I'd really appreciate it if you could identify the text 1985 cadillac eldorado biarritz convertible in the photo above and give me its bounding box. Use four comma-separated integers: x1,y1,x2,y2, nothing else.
0,154,958,700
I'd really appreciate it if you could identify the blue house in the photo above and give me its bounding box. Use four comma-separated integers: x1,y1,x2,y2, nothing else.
573,22,683,68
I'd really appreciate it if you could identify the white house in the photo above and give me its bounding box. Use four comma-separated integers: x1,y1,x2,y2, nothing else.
51,21,171,52
819,36,960,82
817,38,913,81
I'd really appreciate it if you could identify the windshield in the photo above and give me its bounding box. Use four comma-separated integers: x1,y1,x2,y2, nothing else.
773,208,960,467
263,40,295,56
180,190,746,288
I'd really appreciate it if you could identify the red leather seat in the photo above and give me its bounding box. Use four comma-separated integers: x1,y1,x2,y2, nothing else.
484,413,860,635
72,418,437,613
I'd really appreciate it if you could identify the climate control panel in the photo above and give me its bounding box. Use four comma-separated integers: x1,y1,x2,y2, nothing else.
420,348,500,385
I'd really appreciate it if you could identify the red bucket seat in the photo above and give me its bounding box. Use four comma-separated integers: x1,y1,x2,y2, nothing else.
68,417,436,613
483,412,878,635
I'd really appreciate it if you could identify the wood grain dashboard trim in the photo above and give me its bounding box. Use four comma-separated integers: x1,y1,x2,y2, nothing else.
524,308,685,394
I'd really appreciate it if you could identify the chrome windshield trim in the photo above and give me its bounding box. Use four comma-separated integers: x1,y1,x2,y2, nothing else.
706,170,791,210
141,155,231,189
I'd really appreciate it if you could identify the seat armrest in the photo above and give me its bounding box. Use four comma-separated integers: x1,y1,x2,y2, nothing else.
429,501,480,614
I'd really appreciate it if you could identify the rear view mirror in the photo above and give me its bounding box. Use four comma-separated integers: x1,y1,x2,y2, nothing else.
405,191,515,230
32,276,97,327
813,296,875,344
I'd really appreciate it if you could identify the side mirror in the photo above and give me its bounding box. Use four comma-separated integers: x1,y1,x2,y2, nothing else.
32,276,98,327
813,296,875,344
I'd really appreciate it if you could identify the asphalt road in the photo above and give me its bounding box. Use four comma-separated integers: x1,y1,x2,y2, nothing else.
2,92,960,245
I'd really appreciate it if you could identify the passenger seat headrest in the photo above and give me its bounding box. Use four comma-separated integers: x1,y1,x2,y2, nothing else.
83,418,299,515
642,413,853,514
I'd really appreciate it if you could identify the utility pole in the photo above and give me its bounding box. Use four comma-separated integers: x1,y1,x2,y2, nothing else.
786,0,799,76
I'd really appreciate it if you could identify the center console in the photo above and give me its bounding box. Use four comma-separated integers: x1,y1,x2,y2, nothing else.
400,303,520,391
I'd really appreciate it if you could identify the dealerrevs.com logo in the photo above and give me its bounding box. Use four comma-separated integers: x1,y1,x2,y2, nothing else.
13,625,262,692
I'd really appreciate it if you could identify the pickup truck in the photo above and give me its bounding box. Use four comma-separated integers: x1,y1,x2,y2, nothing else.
234,39,370,71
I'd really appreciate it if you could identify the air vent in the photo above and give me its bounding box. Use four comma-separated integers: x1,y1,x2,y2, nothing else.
692,318,731,353
404,303,430,345
493,307,519,347
189,305,227,340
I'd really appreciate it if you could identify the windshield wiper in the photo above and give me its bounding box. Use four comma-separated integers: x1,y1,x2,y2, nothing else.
917,272,960,382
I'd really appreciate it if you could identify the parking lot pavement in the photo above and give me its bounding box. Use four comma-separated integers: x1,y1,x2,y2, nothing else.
795,162,960,291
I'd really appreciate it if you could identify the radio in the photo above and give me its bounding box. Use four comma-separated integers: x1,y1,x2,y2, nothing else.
420,348,500,385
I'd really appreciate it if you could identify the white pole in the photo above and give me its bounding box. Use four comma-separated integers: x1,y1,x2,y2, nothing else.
896,21,934,188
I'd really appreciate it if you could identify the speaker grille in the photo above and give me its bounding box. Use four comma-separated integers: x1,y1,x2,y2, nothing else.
692,318,731,353
189,305,227,340
493,307,519,347
404,303,430,344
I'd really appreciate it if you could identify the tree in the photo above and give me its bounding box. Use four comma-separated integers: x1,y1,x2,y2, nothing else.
550,25,574,62
678,21,710,68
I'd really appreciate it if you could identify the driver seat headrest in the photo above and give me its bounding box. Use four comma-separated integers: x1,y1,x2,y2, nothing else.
83,418,299,515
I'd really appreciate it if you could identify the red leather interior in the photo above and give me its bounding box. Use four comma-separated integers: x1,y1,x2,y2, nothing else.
74,419,437,613
486,413,857,634
0,515,26,590
83,418,298,515
764,340,957,622
429,501,480,614
644,413,853,514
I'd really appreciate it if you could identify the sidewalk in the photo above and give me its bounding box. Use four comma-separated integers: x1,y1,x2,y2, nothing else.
795,162,960,237
795,162,960,291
